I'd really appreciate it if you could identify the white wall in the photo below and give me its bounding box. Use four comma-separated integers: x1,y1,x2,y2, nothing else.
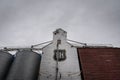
38,29,81,80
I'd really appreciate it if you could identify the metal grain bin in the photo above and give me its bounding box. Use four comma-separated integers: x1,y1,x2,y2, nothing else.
6,50,41,80
0,51,14,80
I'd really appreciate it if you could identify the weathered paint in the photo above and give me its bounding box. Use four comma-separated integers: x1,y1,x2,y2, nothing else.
77,48,120,80
39,29,81,80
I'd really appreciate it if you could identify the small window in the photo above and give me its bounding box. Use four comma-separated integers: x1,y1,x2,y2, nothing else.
53,49,66,61
54,30,59,35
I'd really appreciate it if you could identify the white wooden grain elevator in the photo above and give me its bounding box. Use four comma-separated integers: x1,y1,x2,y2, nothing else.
39,28,82,80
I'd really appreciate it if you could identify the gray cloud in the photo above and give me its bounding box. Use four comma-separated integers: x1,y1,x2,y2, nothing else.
0,0,120,47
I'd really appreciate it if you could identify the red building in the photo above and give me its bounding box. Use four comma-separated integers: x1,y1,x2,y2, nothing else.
77,47,120,80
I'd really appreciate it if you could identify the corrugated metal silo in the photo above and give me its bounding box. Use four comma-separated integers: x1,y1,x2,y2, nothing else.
0,51,14,80
6,50,41,80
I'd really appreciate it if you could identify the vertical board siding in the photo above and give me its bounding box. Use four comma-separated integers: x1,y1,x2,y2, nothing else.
77,48,120,80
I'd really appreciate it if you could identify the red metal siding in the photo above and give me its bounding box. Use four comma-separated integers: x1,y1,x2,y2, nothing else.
77,48,120,80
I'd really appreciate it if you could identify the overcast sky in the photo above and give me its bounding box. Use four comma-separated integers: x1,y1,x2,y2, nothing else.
0,0,120,48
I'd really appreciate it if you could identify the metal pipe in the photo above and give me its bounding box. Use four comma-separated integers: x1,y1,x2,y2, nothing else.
67,39,87,46
55,40,61,80
32,41,52,47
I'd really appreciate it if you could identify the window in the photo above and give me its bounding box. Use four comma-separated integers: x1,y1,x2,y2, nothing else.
53,49,66,61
